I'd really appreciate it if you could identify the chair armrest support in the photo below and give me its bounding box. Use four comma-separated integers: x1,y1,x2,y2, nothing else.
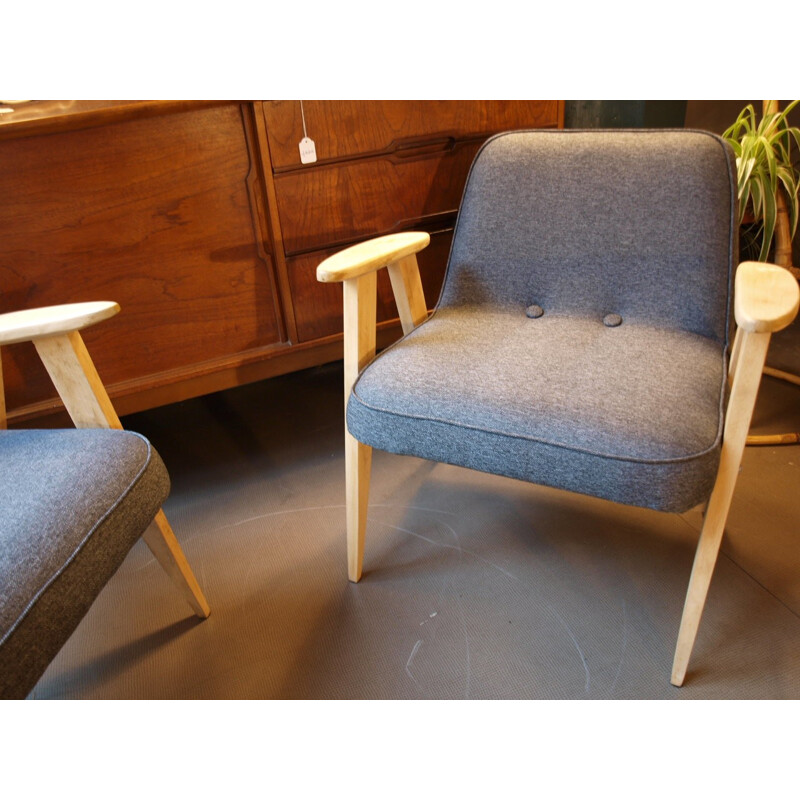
0,301,120,429
734,261,800,333
0,301,120,346
316,232,430,283
318,232,431,339
319,232,433,439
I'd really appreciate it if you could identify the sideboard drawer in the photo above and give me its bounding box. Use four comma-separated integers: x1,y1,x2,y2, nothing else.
263,100,562,169
274,142,481,256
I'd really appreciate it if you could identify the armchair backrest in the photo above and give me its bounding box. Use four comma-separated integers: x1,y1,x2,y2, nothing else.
441,129,738,344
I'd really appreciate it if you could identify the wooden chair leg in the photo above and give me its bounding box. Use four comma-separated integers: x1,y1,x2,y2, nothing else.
346,433,372,582
143,510,210,618
342,272,377,582
33,331,210,618
671,329,771,686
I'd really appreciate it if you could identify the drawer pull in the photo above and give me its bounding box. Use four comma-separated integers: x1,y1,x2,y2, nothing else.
391,136,457,161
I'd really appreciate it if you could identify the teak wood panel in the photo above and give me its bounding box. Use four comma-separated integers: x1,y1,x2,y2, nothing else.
287,230,453,342
0,101,230,142
0,100,565,425
263,101,563,169
0,103,283,414
274,143,482,256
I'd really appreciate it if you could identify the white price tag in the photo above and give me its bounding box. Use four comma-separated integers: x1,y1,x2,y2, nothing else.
299,136,317,164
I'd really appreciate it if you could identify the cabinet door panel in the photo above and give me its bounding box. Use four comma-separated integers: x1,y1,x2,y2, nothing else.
264,100,562,169
0,103,282,412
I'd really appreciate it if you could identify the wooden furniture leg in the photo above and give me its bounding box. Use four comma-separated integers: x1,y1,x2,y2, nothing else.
343,273,377,582
142,511,210,618
34,331,210,618
746,365,800,445
317,233,431,582
671,329,770,686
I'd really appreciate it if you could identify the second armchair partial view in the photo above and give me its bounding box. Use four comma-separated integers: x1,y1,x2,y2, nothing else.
0,301,209,699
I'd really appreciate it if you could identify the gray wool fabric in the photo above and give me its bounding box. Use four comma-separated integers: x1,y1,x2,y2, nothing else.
0,429,169,699
347,130,737,513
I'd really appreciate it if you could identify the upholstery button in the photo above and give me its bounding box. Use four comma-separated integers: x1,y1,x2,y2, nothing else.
603,313,623,327
525,304,544,318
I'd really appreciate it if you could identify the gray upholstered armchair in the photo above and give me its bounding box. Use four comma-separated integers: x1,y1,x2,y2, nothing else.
0,302,209,699
317,129,800,686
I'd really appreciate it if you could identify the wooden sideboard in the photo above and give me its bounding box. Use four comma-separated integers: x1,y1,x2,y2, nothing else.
0,100,563,425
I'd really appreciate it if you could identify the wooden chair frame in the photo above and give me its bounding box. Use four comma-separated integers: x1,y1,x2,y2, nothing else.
318,234,800,686
0,301,210,619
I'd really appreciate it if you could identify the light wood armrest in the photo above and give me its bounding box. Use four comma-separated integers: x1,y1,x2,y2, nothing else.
316,232,430,283
734,261,800,333
0,301,120,346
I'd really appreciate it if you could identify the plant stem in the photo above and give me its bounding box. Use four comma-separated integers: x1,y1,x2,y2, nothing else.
762,101,795,271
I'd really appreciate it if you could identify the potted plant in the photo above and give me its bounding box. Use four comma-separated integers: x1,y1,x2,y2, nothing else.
723,100,800,446
722,100,800,277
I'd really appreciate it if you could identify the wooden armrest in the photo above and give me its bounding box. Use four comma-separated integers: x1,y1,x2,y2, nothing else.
316,232,430,283
0,301,120,346
734,261,800,333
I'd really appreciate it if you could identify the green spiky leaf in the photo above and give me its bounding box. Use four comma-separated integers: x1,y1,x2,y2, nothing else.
722,101,800,263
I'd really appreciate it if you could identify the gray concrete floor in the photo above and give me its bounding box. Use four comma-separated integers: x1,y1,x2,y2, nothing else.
28,319,800,699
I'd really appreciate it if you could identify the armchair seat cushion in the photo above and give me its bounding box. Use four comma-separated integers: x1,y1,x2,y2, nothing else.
347,306,727,513
0,429,170,699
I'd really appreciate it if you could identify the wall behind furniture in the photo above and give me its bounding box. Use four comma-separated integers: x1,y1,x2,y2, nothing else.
564,100,687,128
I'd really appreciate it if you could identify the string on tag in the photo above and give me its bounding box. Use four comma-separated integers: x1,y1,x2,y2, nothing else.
300,100,308,138
298,100,317,165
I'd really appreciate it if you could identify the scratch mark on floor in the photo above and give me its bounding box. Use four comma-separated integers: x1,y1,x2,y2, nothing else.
375,521,518,581
372,504,457,516
406,639,424,685
216,504,346,532
456,593,472,700
217,502,454,536
444,524,472,700
608,599,628,697
372,506,591,698
548,604,591,694
241,556,258,587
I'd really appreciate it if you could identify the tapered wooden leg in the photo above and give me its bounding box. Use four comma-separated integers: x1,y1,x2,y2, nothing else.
342,272,377,582
671,330,771,686
143,510,210,618
33,331,210,618
346,433,372,582
387,254,428,335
